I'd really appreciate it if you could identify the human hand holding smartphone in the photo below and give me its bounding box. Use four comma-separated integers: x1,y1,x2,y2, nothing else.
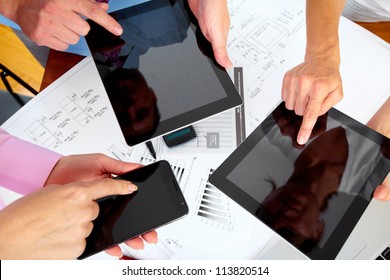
78,160,189,259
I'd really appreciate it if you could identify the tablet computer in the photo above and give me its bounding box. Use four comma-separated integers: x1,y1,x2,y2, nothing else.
85,0,241,146
209,102,390,260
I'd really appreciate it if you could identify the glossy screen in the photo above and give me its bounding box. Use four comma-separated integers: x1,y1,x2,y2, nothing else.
210,102,390,259
85,0,241,146
79,161,188,259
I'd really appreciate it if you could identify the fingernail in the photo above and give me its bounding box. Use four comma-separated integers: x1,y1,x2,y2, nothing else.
114,25,123,35
297,135,306,145
128,184,138,192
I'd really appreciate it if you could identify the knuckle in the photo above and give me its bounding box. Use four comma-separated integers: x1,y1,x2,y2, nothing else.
299,74,314,86
86,4,102,19
295,108,304,116
90,202,100,220
312,80,326,93
79,23,91,36
67,185,88,201
284,102,294,110
74,239,87,257
304,110,318,121
57,44,69,51
82,222,94,237
29,26,45,43
41,1,58,14
70,35,80,45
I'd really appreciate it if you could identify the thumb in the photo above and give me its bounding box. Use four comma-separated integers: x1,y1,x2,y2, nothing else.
87,178,138,200
210,32,232,68
213,45,233,68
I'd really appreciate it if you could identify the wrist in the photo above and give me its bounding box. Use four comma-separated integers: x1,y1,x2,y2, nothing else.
44,156,66,187
305,42,341,66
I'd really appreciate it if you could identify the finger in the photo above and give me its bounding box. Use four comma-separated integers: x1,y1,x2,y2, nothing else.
281,72,290,102
319,86,343,115
87,178,138,200
213,44,233,68
283,72,297,111
39,35,70,51
96,2,109,12
53,28,80,45
295,94,309,116
96,154,143,175
33,24,78,50
90,200,100,221
85,221,94,237
141,230,158,244
104,245,123,257
373,183,390,201
295,77,312,116
203,15,232,68
63,15,91,37
297,98,323,145
208,28,232,68
124,236,145,249
187,0,199,18
75,1,122,35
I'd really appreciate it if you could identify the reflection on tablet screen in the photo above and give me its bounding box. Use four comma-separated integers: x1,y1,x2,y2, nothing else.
85,0,241,146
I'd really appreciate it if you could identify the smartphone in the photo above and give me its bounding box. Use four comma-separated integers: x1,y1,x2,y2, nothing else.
78,160,189,259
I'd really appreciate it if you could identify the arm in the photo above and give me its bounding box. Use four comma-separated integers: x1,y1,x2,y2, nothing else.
0,0,123,51
0,128,61,195
282,0,346,145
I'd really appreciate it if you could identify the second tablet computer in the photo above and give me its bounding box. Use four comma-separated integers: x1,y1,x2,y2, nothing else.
85,0,242,146
79,160,188,259
209,102,390,260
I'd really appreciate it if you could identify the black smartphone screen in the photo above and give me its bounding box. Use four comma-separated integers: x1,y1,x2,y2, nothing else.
78,160,189,259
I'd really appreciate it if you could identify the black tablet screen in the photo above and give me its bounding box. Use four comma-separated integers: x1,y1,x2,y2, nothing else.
210,102,390,259
85,0,241,146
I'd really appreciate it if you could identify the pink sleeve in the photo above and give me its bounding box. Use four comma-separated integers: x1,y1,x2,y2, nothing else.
0,128,62,195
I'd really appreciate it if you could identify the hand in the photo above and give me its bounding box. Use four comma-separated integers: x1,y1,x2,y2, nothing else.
45,153,142,186
0,178,136,259
188,0,232,68
45,153,157,257
282,53,343,145
6,0,123,51
272,102,327,148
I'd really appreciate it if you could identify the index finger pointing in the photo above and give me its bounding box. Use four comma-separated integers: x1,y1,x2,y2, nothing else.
297,102,322,145
87,178,137,200
76,1,123,36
